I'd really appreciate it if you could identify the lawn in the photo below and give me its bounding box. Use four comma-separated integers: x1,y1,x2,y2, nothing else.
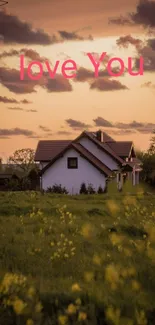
0,183,155,325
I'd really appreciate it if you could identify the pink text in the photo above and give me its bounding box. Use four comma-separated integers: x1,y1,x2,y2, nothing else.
20,53,144,80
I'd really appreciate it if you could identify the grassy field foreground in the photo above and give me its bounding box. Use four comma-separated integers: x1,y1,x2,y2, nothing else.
0,184,155,324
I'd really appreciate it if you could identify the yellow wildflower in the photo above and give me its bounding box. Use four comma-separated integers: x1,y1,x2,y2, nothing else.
27,286,36,298
106,306,120,323
35,302,42,313
84,272,94,282
81,223,94,239
93,254,101,266
132,280,140,291
105,264,119,289
58,315,68,325
50,242,54,246
106,200,119,214
13,298,27,315
26,320,34,325
66,304,77,315
78,312,87,321
110,233,124,246
71,283,81,292
75,298,81,305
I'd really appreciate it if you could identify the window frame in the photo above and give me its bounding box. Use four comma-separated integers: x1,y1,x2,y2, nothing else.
67,157,78,169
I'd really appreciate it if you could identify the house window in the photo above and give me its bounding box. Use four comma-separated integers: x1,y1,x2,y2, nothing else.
67,157,78,169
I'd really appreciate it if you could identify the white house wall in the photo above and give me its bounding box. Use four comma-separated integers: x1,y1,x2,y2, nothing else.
42,148,106,194
79,137,118,170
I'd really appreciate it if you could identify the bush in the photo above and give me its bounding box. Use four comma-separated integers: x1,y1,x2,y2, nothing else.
79,183,88,194
46,184,68,194
87,183,96,194
97,186,105,194
4,178,20,191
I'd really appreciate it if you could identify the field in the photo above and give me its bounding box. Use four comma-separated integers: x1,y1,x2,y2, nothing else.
0,183,155,325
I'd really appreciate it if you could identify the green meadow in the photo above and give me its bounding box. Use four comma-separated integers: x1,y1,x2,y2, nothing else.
0,183,155,325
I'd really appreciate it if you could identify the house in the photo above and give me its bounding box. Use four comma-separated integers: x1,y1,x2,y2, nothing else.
34,130,142,194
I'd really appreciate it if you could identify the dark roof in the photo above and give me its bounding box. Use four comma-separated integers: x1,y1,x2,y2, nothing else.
34,130,135,167
75,131,124,165
107,141,133,157
87,131,115,142
41,142,112,177
128,157,143,170
73,143,112,176
34,140,72,161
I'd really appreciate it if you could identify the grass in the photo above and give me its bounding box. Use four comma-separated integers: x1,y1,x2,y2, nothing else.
0,182,155,324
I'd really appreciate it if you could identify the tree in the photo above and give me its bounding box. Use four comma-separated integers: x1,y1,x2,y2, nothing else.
136,131,155,187
0,157,2,171
148,130,155,155
8,148,36,176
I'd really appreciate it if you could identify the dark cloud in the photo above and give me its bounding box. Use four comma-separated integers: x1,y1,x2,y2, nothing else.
39,125,51,132
90,78,128,91
58,30,83,41
0,95,18,103
116,34,155,72
0,48,47,62
26,109,37,113
130,0,155,28
58,30,93,41
21,99,32,104
66,119,91,130
0,95,31,104
0,10,54,44
75,67,110,82
75,65,126,82
7,107,24,111
57,131,72,135
116,35,143,49
108,129,137,135
115,121,155,134
141,81,155,88
116,121,144,129
109,15,135,26
6,107,37,113
135,43,155,71
0,66,46,94
93,117,113,127
44,75,72,92
0,127,35,137
92,117,155,134
0,66,72,94
109,0,155,29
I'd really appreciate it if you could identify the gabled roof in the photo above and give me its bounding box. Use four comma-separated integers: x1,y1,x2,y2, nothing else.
128,157,143,170
34,140,72,161
107,141,134,157
41,142,112,177
87,131,115,142
74,131,125,165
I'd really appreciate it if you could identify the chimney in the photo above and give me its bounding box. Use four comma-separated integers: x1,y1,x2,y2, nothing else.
96,130,103,142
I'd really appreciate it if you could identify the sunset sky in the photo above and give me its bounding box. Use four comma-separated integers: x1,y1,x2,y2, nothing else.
0,0,155,160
